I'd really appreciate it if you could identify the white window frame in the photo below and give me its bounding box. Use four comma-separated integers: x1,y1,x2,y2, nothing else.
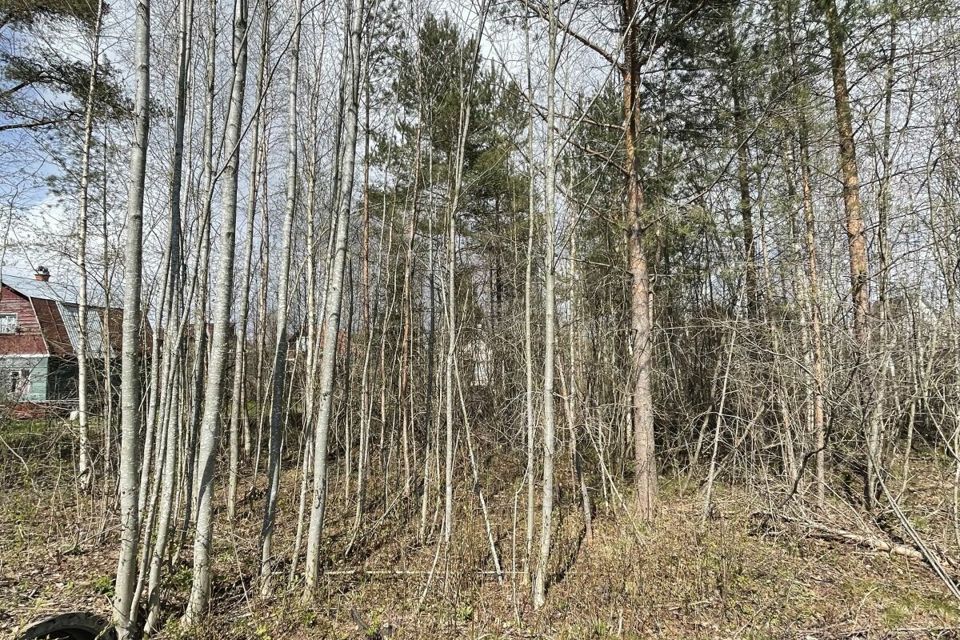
0,313,17,334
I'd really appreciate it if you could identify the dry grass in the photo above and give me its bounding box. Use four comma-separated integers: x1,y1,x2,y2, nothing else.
2,426,959,639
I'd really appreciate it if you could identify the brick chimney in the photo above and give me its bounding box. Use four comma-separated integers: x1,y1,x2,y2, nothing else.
34,266,50,282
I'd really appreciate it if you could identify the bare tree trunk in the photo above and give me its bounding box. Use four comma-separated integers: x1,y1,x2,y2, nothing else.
870,10,898,505
799,133,827,507
290,73,323,579
440,0,489,555
180,0,218,546
420,204,437,545
252,213,270,472
184,0,249,620
138,276,168,527
877,12,897,321
725,14,757,315
522,0,536,584
443,154,456,553
533,0,557,608
260,0,302,589
783,1,827,507
76,0,105,492
348,142,393,551
622,0,656,520
568,229,592,541
99,140,115,500
303,0,364,596
144,0,192,627
817,0,873,508
112,0,150,633
228,0,270,521
396,118,419,502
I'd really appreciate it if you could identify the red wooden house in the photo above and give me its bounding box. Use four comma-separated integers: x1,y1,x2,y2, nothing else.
0,268,124,405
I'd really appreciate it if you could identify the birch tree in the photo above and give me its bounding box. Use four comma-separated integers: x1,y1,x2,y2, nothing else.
261,0,302,589
303,0,364,596
112,0,150,632
75,0,105,491
144,0,192,628
184,0,250,620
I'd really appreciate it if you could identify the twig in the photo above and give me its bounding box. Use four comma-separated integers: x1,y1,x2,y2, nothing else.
756,511,960,583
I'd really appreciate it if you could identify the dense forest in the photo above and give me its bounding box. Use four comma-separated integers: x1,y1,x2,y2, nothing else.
3,0,960,636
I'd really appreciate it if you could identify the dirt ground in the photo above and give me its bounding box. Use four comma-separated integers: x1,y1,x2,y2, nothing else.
2,422,959,639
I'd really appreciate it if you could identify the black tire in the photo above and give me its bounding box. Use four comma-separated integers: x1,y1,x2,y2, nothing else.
19,612,117,640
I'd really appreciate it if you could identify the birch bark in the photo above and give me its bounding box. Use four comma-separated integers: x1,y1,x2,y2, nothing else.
184,0,249,620
112,0,150,632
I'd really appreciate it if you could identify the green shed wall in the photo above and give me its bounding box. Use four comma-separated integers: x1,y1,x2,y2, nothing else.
0,356,49,402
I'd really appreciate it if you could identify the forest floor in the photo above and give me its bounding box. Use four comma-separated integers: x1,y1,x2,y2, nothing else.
2,420,960,639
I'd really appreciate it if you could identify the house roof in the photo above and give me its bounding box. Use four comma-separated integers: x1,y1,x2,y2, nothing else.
1,273,81,305
1,274,123,359
59,303,118,358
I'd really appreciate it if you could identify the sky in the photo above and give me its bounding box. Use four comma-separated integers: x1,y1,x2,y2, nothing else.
0,4,136,282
